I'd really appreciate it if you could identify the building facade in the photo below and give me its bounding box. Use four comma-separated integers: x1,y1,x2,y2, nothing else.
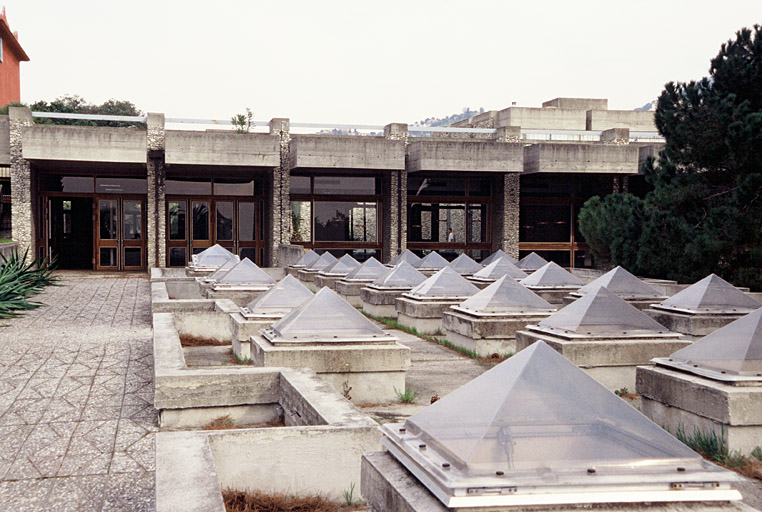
0,8,29,108
0,98,662,270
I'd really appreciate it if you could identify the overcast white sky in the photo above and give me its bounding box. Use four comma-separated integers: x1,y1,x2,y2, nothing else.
3,1,760,125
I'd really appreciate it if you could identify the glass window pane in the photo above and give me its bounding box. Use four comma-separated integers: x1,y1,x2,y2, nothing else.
214,178,258,196
314,176,379,195
290,201,311,243
408,177,466,197
192,247,206,255
469,178,492,197
239,202,257,241
216,202,234,241
100,247,117,267
314,201,377,242
169,201,186,240
123,200,142,240
519,250,571,268
240,248,257,262
166,178,212,195
468,204,488,243
520,205,571,243
99,200,117,240
40,175,94,193
96,177,147,194
124,247,141,267
192,201,209,240
290,176,311,194
439,203,465,243
169,247,186,267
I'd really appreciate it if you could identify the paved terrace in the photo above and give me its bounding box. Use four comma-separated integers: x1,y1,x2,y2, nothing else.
0,273,154,511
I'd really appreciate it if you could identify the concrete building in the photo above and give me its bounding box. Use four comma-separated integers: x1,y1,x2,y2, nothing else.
0,8,28,108
0,97,663,271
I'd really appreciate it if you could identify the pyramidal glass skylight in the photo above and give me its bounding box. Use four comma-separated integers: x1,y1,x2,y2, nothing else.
305,252,338,271
408,267,480,299
520,261,584,289
320,254,361,276
205,258,238,282
472,257,527,281
370,261,427,289
344,257,389,281
415,251,449,270
191,244,238,268
534,287,672,338
481,249,517,266
654,274,761,315
516,252,548,271
215,258,276,287
292,249,320,268
454,276,555,316
262,287,397,344
241,275,314,318
389,249,422,267
576,266,663,299
382,341,739,508
448,254,483,275
655,308,762,381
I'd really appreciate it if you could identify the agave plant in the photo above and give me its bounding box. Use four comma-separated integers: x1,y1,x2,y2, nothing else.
0,249,58,319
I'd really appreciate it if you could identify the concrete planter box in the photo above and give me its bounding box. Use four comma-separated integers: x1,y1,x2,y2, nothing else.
637,365,762,456
515,330,690,392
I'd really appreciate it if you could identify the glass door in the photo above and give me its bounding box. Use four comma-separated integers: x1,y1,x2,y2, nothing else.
95,197,146,270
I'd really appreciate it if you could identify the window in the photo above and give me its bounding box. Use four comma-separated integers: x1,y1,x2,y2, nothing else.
0,38,3,62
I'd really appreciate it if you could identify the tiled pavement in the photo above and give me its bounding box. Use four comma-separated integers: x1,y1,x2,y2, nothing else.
0,273,155,511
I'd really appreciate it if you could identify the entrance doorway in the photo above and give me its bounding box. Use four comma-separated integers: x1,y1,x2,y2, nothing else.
48,197,93,270
95,197,146,270
166,198,265,266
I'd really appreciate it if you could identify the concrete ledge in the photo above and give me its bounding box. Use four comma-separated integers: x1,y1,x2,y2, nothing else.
636,366,762,426
21,124,146,163
165,130,280,167
290,135,405,170
523,143,640,174
156,432,225,512
406,140,523,172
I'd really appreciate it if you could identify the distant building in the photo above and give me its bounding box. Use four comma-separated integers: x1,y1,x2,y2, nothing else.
0,7,29,107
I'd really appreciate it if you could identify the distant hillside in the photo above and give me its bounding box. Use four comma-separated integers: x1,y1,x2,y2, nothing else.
412,107,485,127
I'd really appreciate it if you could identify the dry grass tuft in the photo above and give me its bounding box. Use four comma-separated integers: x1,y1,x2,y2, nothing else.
180,334,229,347
223,489,339,512
204,415,235,430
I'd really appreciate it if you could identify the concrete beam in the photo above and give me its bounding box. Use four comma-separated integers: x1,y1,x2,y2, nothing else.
587,109,656,131
406,140,523,172
523,143,640,174
289,135,405,170
21,124,146,163
542,97,608,110
165,130,279,167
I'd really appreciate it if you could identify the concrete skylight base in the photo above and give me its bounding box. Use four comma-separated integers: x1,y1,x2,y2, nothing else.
249,335,411,404
645,309,749,337
442,310,550,356
335,279,371,307
396,297,465,334
297,268,320,292
562,294,659,310
637,365,762,456
527,287,578,305
313,273,344,291
515,331,691,391
361,287,409,318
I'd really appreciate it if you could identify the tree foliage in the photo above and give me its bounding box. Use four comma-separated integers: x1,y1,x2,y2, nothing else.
579,25,762,290
2,95,143,127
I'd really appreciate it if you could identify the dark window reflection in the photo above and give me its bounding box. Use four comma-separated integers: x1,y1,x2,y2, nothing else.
290,176,311,194
169,247,186,267
192,201,209,240
314,201,377,242
239,202,256,241
216,202,233,240
520,205,571,243
169,201,186,240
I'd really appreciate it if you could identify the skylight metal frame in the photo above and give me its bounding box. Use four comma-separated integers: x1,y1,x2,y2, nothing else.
653,358,762,383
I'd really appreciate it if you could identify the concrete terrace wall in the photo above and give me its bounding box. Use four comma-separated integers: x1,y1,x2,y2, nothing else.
21,124,146,163
289,135,405,170
587,110,656,131
523,143,640,174
407,140,523,172
542,97,608,110
496,107,588,130
164,131,280,167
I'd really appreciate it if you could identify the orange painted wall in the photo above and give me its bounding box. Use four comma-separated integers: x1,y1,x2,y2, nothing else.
0,34,23,107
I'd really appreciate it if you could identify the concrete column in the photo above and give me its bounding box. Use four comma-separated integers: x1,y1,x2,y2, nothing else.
501,173,520,259
495,126,521,143
269,118,290,266
601,128,629,145
8,106,34,254
384,124,408,261
147,113,166,268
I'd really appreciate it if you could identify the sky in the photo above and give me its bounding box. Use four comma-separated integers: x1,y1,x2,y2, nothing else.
3,1,761,125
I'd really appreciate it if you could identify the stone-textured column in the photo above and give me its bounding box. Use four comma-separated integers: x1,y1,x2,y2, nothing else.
8,107,34,254
495,126,521,143
147,113,166,268
384,123,408,261
269,118,290,266
502,173,520,259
